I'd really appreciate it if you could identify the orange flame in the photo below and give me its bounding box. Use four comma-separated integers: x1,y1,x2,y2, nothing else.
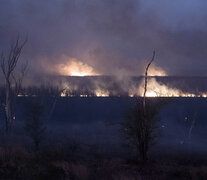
58,59,99,76
95,89,110,97
137,78,207,97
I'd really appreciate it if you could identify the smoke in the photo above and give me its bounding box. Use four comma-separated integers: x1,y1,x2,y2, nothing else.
0,0,207,76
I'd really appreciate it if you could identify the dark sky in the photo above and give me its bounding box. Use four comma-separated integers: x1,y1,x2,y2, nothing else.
0,0,207,76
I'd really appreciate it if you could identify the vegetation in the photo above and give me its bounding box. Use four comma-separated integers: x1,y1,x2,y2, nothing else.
24,102,46,151
122,51,158,163
0,42,206,180
0,36,27,133
123,98,163,162
0,143,205,179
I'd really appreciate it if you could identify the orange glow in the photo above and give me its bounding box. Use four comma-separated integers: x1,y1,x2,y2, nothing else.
58,59,99,76
138,78,207,97
138,78,181,97
147,64,167,76
131,66,207,97
95,89,110,97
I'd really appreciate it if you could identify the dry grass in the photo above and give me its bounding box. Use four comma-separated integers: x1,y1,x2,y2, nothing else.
0,145,206,179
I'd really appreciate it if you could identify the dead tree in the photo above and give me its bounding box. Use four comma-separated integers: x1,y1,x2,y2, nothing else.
123,51,158,163
143,51,155,112
138,50,156,162
0,36,27,133
12,60,28,96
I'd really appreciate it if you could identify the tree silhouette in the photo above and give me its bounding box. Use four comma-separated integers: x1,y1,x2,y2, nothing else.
24,102,46,151
0,36,27,133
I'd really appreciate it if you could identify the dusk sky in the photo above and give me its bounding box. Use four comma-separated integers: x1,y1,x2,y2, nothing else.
1,0,207,76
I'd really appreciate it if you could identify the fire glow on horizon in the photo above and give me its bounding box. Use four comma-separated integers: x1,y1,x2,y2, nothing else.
137,78,207,98
50,60,207,98
137,65,207,98
58,59,99,77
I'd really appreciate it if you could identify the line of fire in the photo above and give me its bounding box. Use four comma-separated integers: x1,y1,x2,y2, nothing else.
11,75,207,98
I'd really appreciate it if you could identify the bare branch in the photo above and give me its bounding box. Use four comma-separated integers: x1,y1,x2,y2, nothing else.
0,53,6,77
143,51,155,113
143,50,155,98
6,37,27,78
0,36,27,133
11,60,28,96
21,59,29,77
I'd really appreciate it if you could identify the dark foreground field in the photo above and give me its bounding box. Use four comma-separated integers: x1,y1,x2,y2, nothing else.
0,97,207,179
0,145,206,179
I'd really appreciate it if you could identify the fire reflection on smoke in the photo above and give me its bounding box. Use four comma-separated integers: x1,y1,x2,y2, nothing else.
138,78,207,97
57,59,99,77
17,60,207,98
147,64,167,76
58,77,207,98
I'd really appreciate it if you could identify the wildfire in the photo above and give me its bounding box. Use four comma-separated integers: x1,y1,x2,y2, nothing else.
58,59,99,76
138,78,181,97
60,82,110,97
95,89,110,97
147,64,167,76
138,78,207,97
136,66,207,97
38,59,207,98
61,91,67,97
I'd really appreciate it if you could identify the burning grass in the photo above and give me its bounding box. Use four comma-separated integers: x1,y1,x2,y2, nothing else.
11,75,207,98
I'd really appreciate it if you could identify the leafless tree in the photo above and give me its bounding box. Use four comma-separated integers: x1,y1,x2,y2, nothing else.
0,36,27,133
138,51,156,162
12,60,28,96
143,50,155,112
123,51,159,163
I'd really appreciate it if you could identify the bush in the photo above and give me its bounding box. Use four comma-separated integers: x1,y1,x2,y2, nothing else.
24,101,46,151
122,98,163,162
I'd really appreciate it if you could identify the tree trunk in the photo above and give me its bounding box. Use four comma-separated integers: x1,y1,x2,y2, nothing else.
140,51,155,163
5,80,12,134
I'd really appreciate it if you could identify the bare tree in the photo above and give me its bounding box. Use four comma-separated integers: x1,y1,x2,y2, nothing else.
12,60,28,96
123,51,160,163
139,51,156,161
0,36,27,133
123,99,159,162
143,50,155,112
